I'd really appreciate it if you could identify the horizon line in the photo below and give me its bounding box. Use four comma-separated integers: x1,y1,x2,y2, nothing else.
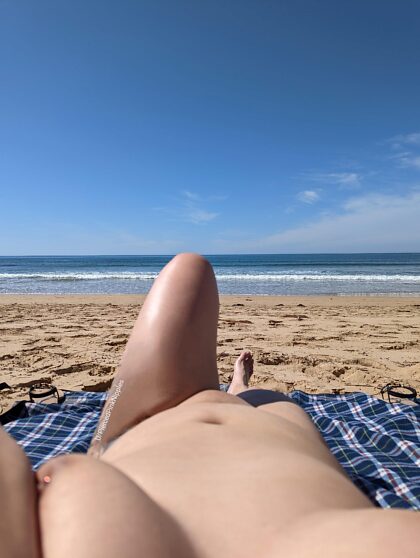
1,251,420,258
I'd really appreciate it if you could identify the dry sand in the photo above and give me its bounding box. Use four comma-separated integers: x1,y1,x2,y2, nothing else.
1,295,420,411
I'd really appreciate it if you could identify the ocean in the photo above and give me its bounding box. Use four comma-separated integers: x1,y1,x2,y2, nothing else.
1,254,420,296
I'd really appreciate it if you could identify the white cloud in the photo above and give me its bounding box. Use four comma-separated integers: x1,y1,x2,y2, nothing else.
250,191,420,253
329,172,361,187
297,190,320,204
182,190,200,201
388,133,420,168
185,207,219,224
181,191,219,224
389,132,420,149
397,154,420,169
308,172,361,188
154,191,220,225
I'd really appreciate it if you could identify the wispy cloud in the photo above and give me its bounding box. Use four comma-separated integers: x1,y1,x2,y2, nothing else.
182,190,200,201
387,132,420,170
185,207,219,224
155,191,220,225
255,191,420,252
297,190,320,204
389,132,420,150
181,191,219,224
306,172,361,189
393,153,420,169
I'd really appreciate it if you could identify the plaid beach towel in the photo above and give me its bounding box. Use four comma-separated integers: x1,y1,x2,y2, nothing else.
4,390,420,510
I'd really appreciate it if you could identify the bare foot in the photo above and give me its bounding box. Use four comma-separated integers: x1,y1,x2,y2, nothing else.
228,351,254,395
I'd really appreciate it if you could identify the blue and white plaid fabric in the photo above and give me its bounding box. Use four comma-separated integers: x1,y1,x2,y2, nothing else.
4,390,420,510
290,391,420,510
4,391,107,468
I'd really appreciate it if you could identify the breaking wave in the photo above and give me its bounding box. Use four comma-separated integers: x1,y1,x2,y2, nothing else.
1,272,420,282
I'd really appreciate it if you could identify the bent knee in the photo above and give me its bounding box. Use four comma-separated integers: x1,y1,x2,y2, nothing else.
170,252,213,274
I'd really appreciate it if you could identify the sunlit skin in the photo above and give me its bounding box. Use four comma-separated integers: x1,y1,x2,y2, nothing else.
1,254,418,558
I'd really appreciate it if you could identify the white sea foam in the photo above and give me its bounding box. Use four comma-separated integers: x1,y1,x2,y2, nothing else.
217,274,420,282
1,272,420,282
0,272,158,280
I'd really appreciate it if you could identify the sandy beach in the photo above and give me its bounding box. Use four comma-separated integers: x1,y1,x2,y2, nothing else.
1,295,420,411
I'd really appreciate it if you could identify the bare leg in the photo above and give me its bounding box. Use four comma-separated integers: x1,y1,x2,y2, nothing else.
227,351,254,394
90,253,220,452
0,427,40,558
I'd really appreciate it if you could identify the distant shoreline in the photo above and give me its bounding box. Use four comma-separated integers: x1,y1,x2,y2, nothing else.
1,294,419,305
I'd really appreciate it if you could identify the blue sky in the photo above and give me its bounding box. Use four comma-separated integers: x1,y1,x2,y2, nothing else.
1,0,420,255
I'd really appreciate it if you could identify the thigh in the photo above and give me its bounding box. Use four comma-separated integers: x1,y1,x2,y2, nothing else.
0,427,40,558
90,254,220,453
272,508,420,558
